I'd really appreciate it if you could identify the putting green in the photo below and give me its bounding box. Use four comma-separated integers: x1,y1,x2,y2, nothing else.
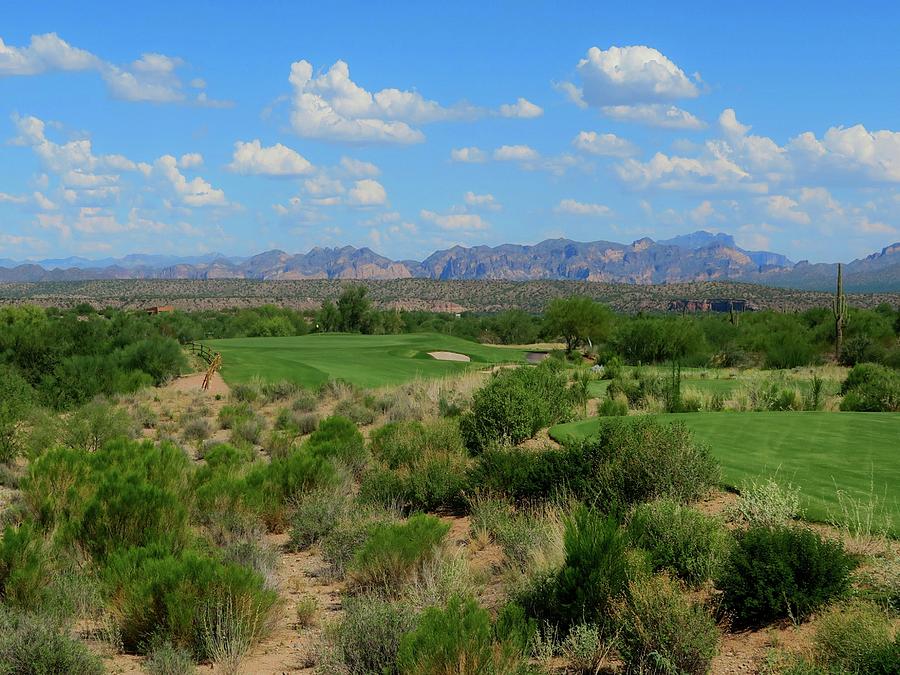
550,411,900,535
206,332,526,389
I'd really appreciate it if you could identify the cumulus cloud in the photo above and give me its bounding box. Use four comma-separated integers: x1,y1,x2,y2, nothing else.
493,144,539,161
554,198,611,217
450,146,487,163
227,139,314,176
0,33,224,105
420,209,488,231
498,97,543,118
563,45,699,108
347,179,387,206
617,151,767,193
178,153,204,169
601,104,705,130
340,156,380,177
154,155,228,207
463,191,501,210
572,131,639,158
0,192,27,204
789,124,900,183
763,195,811,225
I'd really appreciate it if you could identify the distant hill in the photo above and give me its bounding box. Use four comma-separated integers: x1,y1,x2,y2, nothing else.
1,232,898,292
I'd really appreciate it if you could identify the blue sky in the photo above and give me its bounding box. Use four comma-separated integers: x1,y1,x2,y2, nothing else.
2,1,899,263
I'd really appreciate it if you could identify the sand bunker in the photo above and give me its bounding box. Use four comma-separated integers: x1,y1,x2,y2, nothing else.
428,351,471,362
526,351,550,363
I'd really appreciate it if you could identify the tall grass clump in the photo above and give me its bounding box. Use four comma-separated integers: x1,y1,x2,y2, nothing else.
728,476,803,527
812,600,899,674
0,607,104,674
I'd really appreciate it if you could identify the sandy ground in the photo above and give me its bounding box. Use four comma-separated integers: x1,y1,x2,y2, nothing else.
427,351,471,362
165,371,230,396
525,351,550,363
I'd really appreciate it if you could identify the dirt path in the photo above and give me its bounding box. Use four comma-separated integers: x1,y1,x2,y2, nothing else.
165,371,230,396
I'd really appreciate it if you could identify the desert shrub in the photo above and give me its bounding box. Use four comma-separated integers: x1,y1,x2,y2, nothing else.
370,420,464,469
588,418,719,507
104,544,277,657
0,366,33,464
230,413,265,446
295,412,319,435
597,395,628,417
396,595,531,675
348,513,449,594
614,574,720,675
719,526,854,627
291,389,318,413
520,507,628,630
294,594,318,628
334,398,377,426
460,364,572,453
264,430,295,459
729,477,803,527
840,363,900,412
560,622,610,674
217,403,252,430
144,639,196,674
229,382,259,404
0,521,47,607
469,497,562,571
288,487,350,551
17,407,63,460
324,595,416,674
79,468,190,559
305,415,368,475
181,416,211,443
275,408,319,436
64,397,134,452
0,607,104,675
813,600,899,674
260,380,298,403
627,499,731,586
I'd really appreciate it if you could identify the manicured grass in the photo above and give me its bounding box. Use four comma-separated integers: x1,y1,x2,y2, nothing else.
550,411,900,535
206,332,526,389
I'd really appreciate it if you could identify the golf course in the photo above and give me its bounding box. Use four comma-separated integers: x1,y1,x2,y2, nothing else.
206,332,527,389
550,411,900,534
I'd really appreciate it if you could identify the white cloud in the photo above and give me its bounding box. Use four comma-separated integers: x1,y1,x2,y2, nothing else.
617,151,767,193
0,33,99,75
498,97,543,119
0,192,27,204
178,153,203,169
227,139,314,176
763,195,811,225
555,199,611,217
154,155,227,207
464,191,501,210
572,131,638,158
857,218,897,235
348,179,387,206
689,200,716,225
601,104,705,130
493,144,539,161
420,209,488,231
450,146,487,163
564,45,699,108
304,175,345,196
789,124,900,183
340,156,380,177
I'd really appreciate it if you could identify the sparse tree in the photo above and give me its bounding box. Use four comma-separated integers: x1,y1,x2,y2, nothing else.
337,285,372,333
544,296,613,354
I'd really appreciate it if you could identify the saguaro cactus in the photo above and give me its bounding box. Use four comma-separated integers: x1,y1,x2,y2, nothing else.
832,263,848,360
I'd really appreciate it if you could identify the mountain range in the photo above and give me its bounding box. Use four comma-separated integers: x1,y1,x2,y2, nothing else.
2,231,898,293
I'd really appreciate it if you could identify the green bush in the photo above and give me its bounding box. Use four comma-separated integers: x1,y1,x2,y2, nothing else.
840,363,900,412
460,364,572,453
588,418,720,507
0,608,104,675
348,513,449,594
0,366,33,464
0,522,47,607
719,526,854,628
334,399,377,426
217,403,253,430
521,507,628,630
63,397,134,452
729,477,803,527
144,639,197,674
291,389,318,412
230,413,265,447
104,544,277,657
614,574,719,675
305,416,368,475
324,595,415,674
596,395,628,417
260,380,298,403
120,336,187,386
627,499,731,586
229,382,259,404
396,595,531,675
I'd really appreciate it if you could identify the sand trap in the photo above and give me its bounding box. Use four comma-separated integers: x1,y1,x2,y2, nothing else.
526,351,549,363
165,371,230,396
428,351,471,362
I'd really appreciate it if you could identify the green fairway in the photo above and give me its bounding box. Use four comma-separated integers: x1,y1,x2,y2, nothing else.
550,412,900,535
206,332,527,389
